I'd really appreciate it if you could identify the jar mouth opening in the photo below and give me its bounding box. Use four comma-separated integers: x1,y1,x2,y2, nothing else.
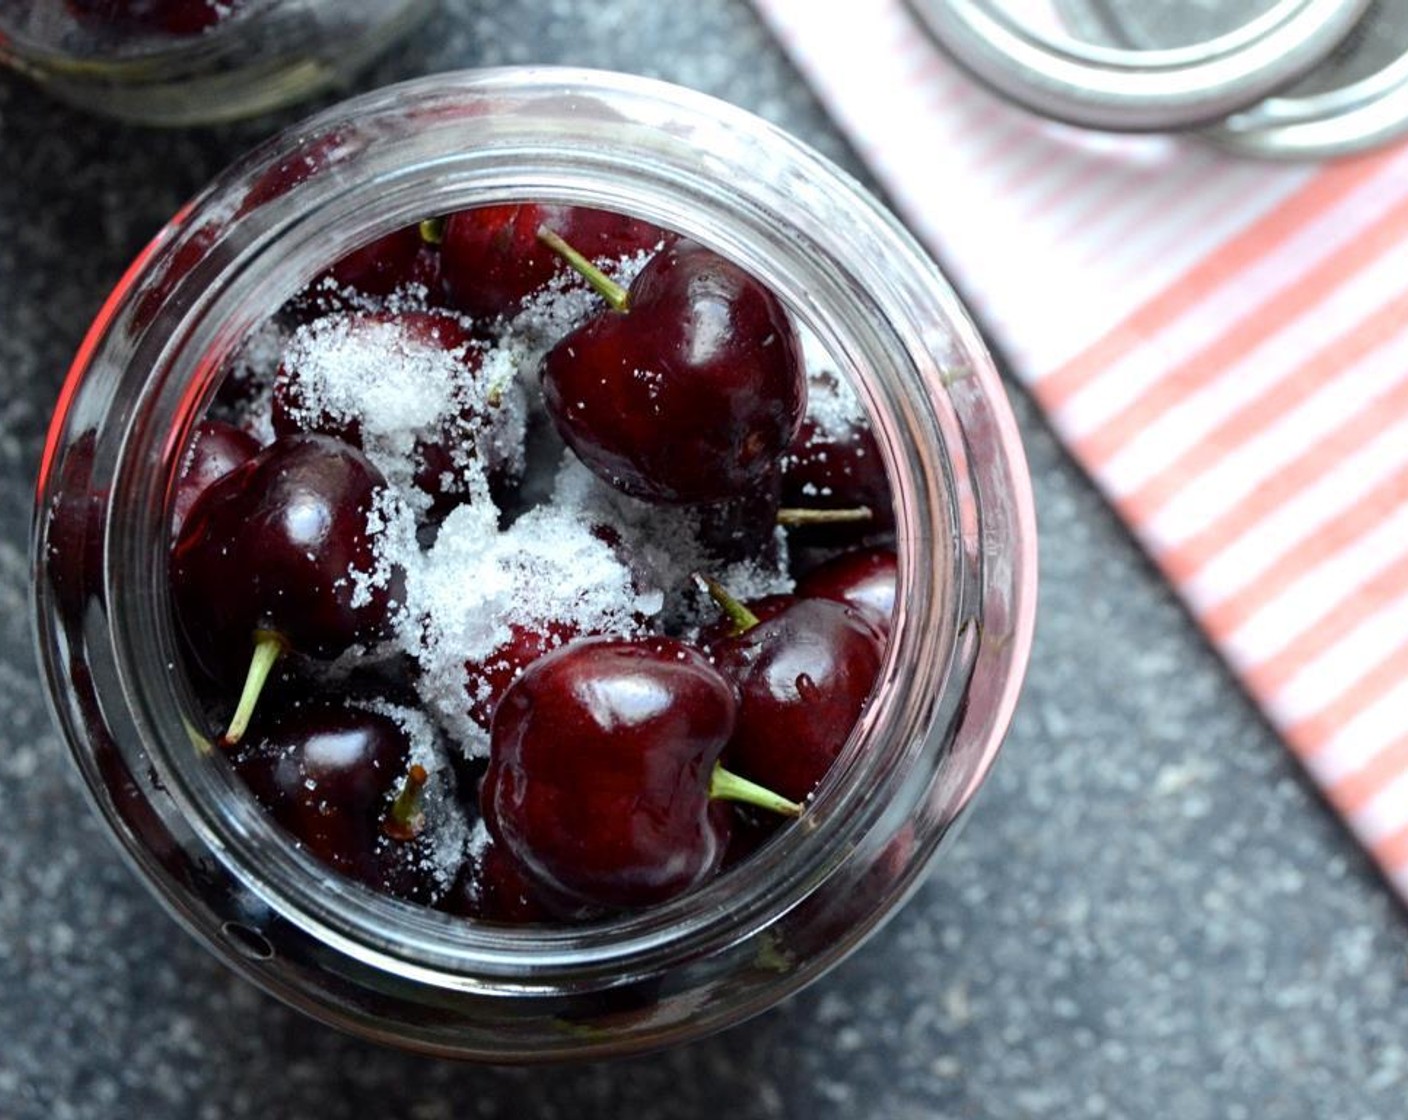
40,68,1036,993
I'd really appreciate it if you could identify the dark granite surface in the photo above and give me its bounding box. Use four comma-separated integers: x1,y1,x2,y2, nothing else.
2,2,1406,1117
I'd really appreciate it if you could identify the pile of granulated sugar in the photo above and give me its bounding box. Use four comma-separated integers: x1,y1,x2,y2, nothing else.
402,498,664,755
549,459,794,634
278,312,526,510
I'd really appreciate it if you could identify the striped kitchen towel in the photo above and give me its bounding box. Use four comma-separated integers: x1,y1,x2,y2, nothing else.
752,0,1408,898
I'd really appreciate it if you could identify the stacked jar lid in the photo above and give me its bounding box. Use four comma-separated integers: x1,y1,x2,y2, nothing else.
909,0,1408,159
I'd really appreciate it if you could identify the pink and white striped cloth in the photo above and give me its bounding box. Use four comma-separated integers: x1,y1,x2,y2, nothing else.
751,0,1408,899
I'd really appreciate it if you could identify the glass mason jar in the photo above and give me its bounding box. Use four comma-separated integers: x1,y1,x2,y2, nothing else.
31,68,1037,1059
0,0,431,126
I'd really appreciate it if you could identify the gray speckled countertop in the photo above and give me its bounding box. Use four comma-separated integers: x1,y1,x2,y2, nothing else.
2,2,1406,1117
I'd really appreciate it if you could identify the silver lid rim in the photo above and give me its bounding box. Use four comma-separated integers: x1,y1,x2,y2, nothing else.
1204,30,1408,158
908,0,1372,132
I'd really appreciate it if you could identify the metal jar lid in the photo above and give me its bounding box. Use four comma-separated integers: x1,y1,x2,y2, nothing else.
907,0,1373,132
1195,1,1408,158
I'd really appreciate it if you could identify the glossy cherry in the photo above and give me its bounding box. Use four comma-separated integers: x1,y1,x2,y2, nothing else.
796,547,898,640
284,227,433,319
170,434,402,741
704,582,885,803
322,227,426,298
440,203,668,321
539,237,806,504
482,635,798,909
171,419,260,536
232,701,436,902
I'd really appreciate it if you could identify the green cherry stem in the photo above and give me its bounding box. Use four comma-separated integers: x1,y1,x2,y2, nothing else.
222,629,288,746
710,763,802,817
693,572,760,634
537,226,630,311
775,505,873,527
418,217,447,245
382,763,429,841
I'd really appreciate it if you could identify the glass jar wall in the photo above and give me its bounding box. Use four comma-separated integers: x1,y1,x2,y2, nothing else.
31,68,1036,1059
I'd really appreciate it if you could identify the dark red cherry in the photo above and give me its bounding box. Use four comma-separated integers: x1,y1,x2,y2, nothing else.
707,596,884,803
483,636,741,909
780,401,893,547
282,227,429,321
170,434,403,737
796,548,897,640
694,471,783,564
442,833,574,924
66,0,239,34
133,222,220,333
171,419,260,537
540,239,805,504
319,226,425,298
462,619,580,732
42,430,104,636
232,701,435,902
440,203,668,321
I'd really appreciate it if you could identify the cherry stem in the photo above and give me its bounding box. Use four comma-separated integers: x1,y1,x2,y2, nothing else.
710,763,802,817
775,505,873,527
693,572,759,634
382,763,429,841
418,217,447,245
222,629,288,746
537,226,630,311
